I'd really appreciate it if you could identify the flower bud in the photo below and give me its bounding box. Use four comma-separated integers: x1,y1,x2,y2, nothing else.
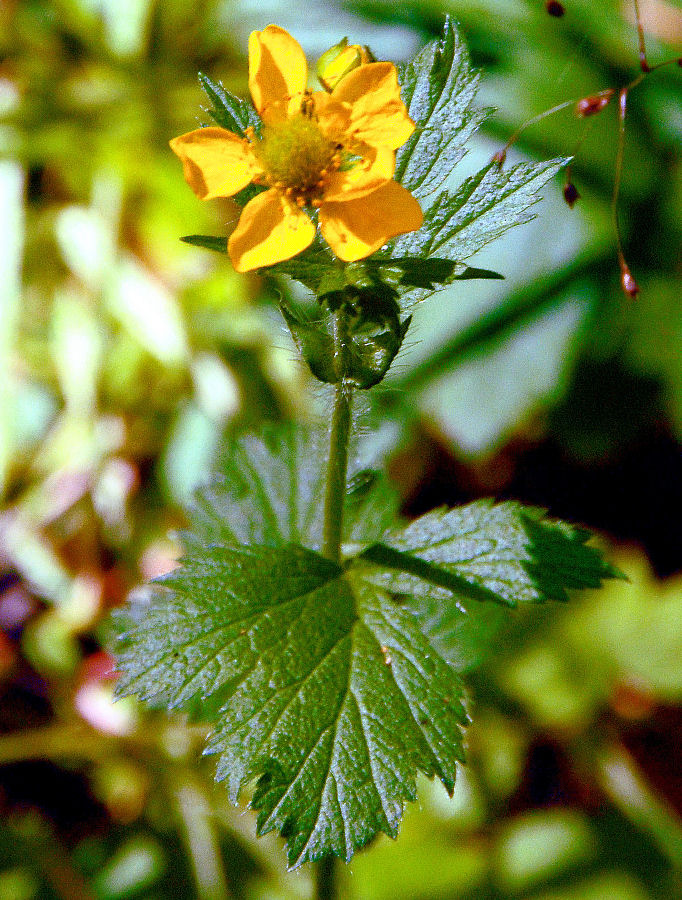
576,90,614,118
620,264,639,299
563,182,580,208
317,38,372,92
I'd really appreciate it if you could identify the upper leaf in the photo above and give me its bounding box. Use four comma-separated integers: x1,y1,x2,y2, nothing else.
396,16,488,200
390,157,568,303
360,499,622,608
115,543,467,867
394,158,568,265
187,425,400,553
381,19,569,304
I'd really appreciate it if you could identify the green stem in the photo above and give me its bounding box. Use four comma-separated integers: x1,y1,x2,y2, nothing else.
317,306,354,899
322,308,353,564
314,855,337,900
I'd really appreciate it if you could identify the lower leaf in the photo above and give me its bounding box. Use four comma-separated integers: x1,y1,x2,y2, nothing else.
114,543,467,867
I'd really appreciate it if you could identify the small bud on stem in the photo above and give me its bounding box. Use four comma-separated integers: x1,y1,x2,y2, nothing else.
576,89,614,117
563,181,580,208
620,258,640,298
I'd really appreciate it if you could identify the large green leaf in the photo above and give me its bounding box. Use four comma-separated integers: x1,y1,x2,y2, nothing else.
115,543,467,867
360,500,622,608
114,425,621,865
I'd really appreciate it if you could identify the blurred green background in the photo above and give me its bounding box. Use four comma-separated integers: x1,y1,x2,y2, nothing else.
1,0,681,897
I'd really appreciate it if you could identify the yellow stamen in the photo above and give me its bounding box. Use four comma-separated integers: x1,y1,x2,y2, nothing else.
251,110,340,205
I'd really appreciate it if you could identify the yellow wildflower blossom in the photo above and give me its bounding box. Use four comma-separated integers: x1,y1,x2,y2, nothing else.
170,25,422,272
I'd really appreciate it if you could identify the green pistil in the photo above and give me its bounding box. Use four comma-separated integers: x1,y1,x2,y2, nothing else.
256,114,337,198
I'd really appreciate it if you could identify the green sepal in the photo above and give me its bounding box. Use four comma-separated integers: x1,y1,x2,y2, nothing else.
363,257,503,291
198,72,260,137
281,284,411,389
325,287,411,388
266,247,338,292
279,299,337,385
268,250,500,300
181,234,227,253
453,265,505,281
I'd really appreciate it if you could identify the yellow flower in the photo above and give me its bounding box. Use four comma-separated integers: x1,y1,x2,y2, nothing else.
170,25,423,273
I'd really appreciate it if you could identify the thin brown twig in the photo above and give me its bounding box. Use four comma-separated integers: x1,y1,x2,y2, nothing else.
632,0,651,71
494,0,681,296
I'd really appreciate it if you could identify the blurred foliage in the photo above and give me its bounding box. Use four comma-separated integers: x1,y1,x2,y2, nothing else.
0,0,681,898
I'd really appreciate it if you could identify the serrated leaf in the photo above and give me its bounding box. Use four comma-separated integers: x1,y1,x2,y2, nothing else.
391,157,568,305
187,425,397,553
360,499,621,608
115,543,467,867
368,257,503,291
396,16,489,199
385,20,568,304
199,72,260,136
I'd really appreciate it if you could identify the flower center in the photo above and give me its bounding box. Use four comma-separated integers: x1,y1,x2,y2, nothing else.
253,112,340,205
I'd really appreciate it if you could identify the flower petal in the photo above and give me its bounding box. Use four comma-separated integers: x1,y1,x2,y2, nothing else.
324,146,395,202
249,25,308,121
319,180,423,261
331,62,415,150
228,188,315,272
313,91,351,139
169,128,260,199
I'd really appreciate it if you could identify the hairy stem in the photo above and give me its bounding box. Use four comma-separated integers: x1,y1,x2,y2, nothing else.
314,855,337,900
317,306,354,897
322,307,353,564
